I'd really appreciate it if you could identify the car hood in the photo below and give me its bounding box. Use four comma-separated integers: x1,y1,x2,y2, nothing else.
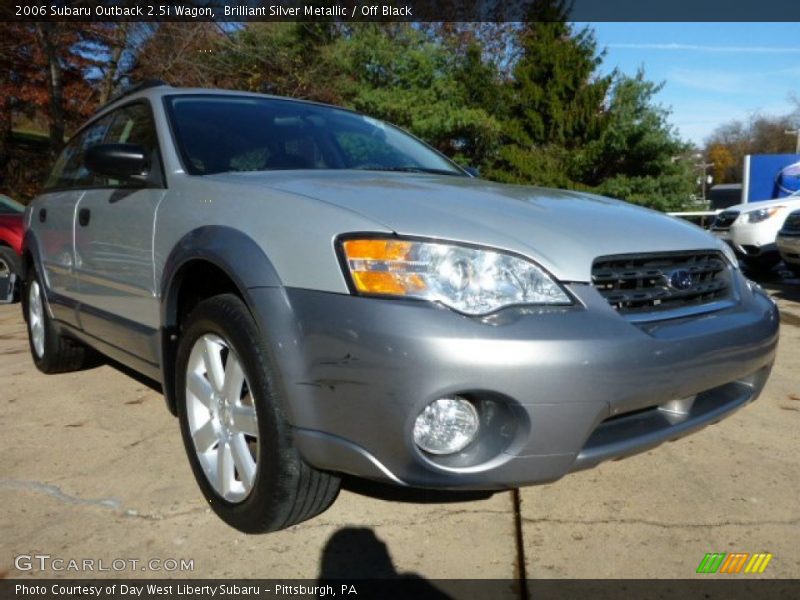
208,170,726,282
724,197,800,213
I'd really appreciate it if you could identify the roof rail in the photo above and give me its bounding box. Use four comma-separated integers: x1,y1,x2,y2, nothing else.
105,79,170,106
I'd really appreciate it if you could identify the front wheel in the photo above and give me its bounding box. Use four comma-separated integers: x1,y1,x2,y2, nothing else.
0,246,22,302
24,268,89,373
175,294,340,533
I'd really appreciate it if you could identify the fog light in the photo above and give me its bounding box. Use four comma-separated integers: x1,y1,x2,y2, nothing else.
413,397,480,455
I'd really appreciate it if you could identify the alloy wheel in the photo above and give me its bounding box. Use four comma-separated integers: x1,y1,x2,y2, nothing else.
185,333,259,502
28,280,45,358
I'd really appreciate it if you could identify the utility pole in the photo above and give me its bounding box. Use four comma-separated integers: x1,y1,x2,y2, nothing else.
696,161,714,201
786,129,800,154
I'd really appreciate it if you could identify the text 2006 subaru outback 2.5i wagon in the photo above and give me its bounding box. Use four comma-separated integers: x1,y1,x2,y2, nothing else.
22,84,779,532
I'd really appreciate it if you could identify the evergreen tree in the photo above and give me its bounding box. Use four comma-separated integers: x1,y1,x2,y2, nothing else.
579,71,694,210
487,2,612,184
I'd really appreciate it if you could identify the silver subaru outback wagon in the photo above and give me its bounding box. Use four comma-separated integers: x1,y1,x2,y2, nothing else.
22,83,779,532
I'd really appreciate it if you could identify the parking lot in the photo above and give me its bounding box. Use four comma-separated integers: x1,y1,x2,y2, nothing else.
1,273,799,586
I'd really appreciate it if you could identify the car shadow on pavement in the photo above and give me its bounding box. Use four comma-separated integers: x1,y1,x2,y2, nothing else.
102,355,164,393
342,476,495,504
317,527,450,598
745,264,800,303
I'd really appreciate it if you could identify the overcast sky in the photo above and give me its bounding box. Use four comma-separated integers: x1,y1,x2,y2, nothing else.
582,22,800,146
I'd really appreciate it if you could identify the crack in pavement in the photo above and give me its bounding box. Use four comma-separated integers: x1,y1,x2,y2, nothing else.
0,479,121,509
0,479,206,521
521,515,800,529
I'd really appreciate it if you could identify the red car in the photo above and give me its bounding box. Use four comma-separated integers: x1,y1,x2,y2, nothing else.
0,194,24,302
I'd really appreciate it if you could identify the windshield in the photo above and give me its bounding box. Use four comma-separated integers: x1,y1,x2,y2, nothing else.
166,95,464,177
0,195,23,214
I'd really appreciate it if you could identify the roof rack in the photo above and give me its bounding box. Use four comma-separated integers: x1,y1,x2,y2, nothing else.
105,79,170,107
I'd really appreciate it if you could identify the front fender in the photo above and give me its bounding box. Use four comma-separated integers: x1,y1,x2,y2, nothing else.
159,225,283,327
159,226,284,414
21,230,45,285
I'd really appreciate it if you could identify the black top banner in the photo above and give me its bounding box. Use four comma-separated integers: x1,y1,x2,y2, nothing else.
4,0,800,22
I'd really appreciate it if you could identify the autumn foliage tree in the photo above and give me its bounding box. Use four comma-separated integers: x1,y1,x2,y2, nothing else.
2,15,699,210
127,23,233,89
0,23,103,197
704,106,800,183
707,143,737,184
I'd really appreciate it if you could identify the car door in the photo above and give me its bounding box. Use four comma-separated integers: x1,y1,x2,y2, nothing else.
73,101,166,363
33,115,114,326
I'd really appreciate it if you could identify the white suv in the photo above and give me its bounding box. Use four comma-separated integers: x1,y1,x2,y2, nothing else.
711,193,800,272
777,209,800,276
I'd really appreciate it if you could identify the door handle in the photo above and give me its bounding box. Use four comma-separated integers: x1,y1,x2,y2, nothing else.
78,208,91,227
38,208,47,223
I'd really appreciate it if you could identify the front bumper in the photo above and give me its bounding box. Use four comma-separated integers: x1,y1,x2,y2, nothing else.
248,272,778,490
777,234,800,266
712,224,779,257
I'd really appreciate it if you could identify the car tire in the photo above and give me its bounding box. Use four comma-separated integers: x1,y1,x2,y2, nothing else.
23,267,89,374
175,293,340,533
0,246,22,302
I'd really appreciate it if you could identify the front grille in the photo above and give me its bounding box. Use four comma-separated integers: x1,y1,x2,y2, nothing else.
592,251,732,315
711,210,740,230
780,211,800,236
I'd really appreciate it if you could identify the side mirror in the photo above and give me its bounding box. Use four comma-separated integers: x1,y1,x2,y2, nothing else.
85,143,149,181
463,166,480,178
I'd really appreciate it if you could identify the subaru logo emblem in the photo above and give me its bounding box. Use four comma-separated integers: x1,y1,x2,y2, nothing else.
668,269,693,291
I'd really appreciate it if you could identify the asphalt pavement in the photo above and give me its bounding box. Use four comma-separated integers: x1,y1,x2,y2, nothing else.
1,270,798,588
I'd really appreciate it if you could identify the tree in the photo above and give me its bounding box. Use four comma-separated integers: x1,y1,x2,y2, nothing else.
707,143,736,184
1,18,700,210
209,23,344,102
325,24,502,166
127,23,232,89
578,71,694,210
75,23,156,105
0,23,100,198
704,109,800,182
485,3,612,185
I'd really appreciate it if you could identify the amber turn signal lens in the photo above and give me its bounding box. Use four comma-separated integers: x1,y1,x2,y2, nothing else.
342,239,412,261
342,239,425,296
351,272,426,295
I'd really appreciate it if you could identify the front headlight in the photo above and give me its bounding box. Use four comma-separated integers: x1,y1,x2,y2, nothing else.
745,206,783,223
339,237,572,315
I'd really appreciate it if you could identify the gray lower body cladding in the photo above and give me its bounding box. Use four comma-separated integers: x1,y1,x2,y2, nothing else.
248,277,779,490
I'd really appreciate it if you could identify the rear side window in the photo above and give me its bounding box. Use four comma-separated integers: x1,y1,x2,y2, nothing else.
105,103,159,152
44,102,161,191
44,116,113,190
101,103,161,187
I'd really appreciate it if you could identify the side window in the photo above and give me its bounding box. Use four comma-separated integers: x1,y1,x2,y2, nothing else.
106,103,159,156
102,103,162,187
44,103,162,191
44,115,113,190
